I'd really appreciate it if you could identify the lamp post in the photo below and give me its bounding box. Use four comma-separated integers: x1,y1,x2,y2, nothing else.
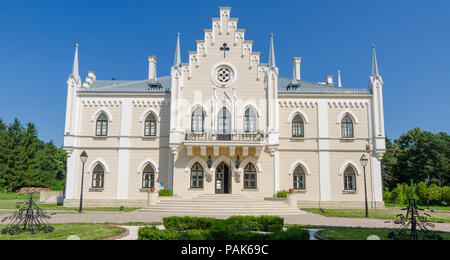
360,154,369,218
79,151,88,213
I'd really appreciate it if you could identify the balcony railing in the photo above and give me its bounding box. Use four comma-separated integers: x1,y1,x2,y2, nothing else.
184,130,265,142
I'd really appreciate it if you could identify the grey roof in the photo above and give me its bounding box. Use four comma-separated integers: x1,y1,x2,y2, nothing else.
278,77,371,94
78,76,171,94
78,75,369,95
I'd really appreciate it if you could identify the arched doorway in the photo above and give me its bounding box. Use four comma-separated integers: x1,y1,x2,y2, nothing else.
215,162,231,194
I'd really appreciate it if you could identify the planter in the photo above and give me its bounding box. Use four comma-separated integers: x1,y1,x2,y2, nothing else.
147,191,160,206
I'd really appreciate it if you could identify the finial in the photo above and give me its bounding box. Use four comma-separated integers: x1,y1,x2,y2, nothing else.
71,43,80,81
338,69,342,88
372,44,379,77
174,33,181,67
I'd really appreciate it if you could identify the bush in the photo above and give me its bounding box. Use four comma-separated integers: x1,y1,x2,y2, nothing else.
441,186,450,203
277,190,288,198
158,189,173,197
391,184,406,205
138,218,309,241
383,188,393,203
163,216,216,231
49,180,65,191
226,216,284,232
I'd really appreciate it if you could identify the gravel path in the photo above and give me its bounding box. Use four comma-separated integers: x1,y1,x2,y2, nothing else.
1,210,449,232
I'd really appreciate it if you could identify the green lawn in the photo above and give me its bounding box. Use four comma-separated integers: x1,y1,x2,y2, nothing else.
315,226,450,240
302,208,450,223
385,203,450,211
0,199,139,212
0,223,124,240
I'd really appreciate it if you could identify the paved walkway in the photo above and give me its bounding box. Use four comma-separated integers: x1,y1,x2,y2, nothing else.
1,210,449,232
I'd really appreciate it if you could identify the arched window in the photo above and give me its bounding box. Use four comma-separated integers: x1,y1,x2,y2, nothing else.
344,166,357,191
92,164,105,189
244,163,257,189
190,162,204,188
292,114,304,138
293,165,306,190
96,113,108,136
341,115,354,138
192,107,205,133
218,107,231,135
142,164,155,189
144,113,157,137
244,108,257,133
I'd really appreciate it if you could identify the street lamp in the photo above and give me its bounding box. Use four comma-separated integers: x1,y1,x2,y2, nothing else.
360,154,369,218
79,151,88,213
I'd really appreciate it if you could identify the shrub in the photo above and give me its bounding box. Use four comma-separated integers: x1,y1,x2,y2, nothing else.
277,190,288,198
416,182,428,205
383,188,393,203
158,189,173,197
427,184,441,204
440,186,450,204
272,226,310,240
226,216,284,232
163,216,216,231
49,180,65,191
391,184,406,205
138,227,179,240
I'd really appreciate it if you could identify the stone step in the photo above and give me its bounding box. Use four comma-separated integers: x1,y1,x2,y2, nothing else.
140,208,302,215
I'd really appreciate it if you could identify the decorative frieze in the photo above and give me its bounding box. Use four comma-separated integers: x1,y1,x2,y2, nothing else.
328,101,368,109
82,100,121,107
279,100,317,109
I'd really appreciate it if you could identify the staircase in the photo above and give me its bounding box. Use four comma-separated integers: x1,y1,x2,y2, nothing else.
140,194,303,215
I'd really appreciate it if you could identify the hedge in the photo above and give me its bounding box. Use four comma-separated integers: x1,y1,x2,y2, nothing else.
163,216,217,231
163,216,284,232
158,189,173,197
384,182,450,206
138,226,309,241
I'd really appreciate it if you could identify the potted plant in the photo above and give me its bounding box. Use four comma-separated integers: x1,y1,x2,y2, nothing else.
150,187,155,193
289,189,294,194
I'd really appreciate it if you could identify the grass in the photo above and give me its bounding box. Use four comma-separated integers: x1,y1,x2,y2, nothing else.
0,223,124,240
385,203,450,211
302,208,450,223
315,226,450,240
0,200,139,212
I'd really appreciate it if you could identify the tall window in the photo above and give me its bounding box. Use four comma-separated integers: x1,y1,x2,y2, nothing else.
244,163,257,189
341,115,354,138
244,108,257,133
96,113,108,136
190,162,204,188
192,107,205,133
293,165,306,190
92,164,105,189
344,166,357,191
142,164,155,189
218,107,231,134
144,113,157,136
292,114,304,138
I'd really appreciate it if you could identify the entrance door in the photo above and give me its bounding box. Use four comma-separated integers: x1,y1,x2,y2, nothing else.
215,162,230,194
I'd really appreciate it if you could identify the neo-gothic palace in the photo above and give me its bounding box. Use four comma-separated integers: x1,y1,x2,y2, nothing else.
63,7,386,209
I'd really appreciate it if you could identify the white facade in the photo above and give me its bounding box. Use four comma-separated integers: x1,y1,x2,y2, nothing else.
63,7,386,209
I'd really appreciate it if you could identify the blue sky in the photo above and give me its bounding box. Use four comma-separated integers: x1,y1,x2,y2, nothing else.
0,0,449,146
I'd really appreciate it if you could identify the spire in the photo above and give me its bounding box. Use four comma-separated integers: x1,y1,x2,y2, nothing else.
338,69,342,87
174,33,181,67
71,44,80,80
269,33,276,68
371,44,379,77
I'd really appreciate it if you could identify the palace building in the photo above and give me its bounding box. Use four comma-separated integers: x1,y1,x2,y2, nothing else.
63,7,386,209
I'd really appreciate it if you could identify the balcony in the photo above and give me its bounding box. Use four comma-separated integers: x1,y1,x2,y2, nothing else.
184,130,265,142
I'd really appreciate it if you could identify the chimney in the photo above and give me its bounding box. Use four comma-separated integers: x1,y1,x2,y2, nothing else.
148,56,157,81
292,57,302,81
325,75,333,85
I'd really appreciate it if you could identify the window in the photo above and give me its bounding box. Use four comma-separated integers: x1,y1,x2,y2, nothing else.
144,113,157,137
96,113,108,136
244,108,257,133
92,164,105,189
341,115,354,138
293,165,306,190
292,114,304,138
244,163,257,189
218,107,231,135
190,162,204,188
142,164,155,189
192,107,205,133
344,166,357,191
